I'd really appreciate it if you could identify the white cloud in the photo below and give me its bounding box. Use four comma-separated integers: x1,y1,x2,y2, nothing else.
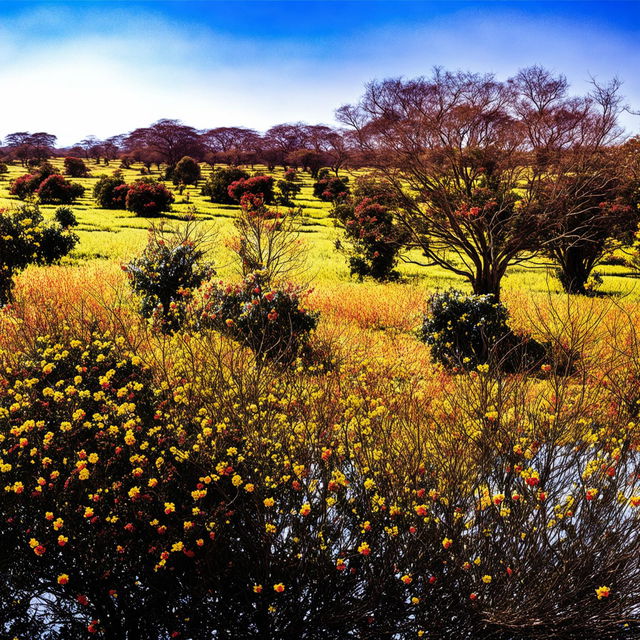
0,4,637,146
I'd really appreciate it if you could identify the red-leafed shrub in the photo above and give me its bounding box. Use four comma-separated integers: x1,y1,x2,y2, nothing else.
63,157,90,177
228,175,275,204
124,180,174,216
36,174,85,204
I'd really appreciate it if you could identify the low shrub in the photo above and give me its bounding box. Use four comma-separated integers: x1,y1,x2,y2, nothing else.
197,272,319,362
124,179,174,216
201,166,249,204
0,204,78,305
336,197,407,281
93,172,126,208
54,206,78,229
124,221,215,331
36,174,85,204
419,289,547,373
63,156,90,177
228,174,275,204
276,178,301,205
313,175,350,203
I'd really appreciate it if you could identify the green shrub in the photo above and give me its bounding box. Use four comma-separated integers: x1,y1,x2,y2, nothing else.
419,289,547,373
124,222,215,331
93,172,126,208
201,167,249,204
0,204,78,305
54,206,78,229
197,272,318,362
36,174,85,204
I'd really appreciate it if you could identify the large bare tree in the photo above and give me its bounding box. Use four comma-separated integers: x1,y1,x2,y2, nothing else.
338,66,626,298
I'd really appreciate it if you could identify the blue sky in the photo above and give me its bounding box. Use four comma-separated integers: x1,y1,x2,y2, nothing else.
0,1,639,145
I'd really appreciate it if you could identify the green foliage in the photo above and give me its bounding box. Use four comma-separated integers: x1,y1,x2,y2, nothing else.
313,175,350,202
336,197,407,281
201,166,249,204
124,222,215,331
93,171,126,208
0,204,78,305
276,178,301,205
419,289,547,373
172,155,201,186
54,206,78,229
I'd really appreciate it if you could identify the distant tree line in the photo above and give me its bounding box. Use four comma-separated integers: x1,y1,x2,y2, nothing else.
1,65,639,297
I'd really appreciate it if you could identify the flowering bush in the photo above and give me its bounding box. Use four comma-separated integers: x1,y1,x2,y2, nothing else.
335,197,408,281
9,163,56,200
124,222,215,331
313,175,350,203
419,289,547,372
196,272,318,362
36,174,85,204
1,294,640,637
124,179,174,217
228,175,275,204
201,166,249,204
63,157,90,178
93,172,126,208
0,204,78,305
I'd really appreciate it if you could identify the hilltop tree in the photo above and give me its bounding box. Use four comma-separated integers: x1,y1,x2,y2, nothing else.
125,119,203,169
4,132,57,165
338,66,625,298
172,155,201,186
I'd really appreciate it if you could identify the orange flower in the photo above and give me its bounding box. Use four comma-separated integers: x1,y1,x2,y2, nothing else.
596,586,611,599
401,574,412,585
358,542,371,556
273,583,285,593
442,537,453,549
57,574,69,585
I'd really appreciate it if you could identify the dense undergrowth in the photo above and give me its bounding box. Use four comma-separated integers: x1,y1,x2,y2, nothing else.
0,263,640,639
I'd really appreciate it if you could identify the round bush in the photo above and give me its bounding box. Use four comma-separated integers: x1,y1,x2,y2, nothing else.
93,172,126,208
228,175,275,204
201,167,249,204
37,174,85,204
419,289,546,372
124,180,174,217
63,156,90,178
198,273,319,362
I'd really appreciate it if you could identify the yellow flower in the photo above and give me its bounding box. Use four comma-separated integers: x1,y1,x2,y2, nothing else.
273,583,285,593
482,575,492,584
57,574,69,585
596,585,611,599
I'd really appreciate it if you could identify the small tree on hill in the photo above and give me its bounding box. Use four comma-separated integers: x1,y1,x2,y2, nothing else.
172,156,201,187
63,156,90,178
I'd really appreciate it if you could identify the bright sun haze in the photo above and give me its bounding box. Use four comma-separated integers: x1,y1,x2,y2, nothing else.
0,0,639,144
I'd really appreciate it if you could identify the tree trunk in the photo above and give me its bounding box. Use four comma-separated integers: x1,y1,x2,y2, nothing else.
558,246,591,294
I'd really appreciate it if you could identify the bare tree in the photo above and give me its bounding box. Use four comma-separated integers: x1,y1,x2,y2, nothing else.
338,67,626,298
